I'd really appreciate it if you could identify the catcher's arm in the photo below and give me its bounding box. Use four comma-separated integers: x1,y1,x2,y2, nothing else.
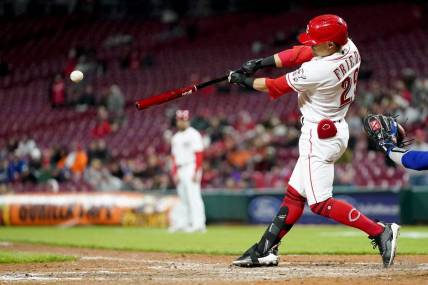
389,148,428,171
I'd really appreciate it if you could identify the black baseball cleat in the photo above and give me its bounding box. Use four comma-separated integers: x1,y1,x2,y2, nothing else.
232,243,279,267
369,222,400,268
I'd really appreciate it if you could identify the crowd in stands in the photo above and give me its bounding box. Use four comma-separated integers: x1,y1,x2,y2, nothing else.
1,68,427,194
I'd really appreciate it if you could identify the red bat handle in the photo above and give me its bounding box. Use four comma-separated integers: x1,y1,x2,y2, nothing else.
135,85,197,110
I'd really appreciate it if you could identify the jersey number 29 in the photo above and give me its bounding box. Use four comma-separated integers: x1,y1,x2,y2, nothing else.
340,68,359,108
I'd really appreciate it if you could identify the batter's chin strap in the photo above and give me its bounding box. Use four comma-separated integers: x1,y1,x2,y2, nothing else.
256,206,290,255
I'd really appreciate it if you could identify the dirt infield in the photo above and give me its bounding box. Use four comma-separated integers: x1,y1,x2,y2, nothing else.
0,243,427,285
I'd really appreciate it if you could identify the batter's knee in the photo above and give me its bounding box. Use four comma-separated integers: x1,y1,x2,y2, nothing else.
282,185,306,207
310,198,335,217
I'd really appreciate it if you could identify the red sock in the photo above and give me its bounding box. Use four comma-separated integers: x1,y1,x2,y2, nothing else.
310,198,384,237
278,185,306,239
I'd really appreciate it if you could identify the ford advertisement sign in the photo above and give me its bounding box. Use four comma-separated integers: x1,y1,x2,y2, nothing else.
248,196,282,224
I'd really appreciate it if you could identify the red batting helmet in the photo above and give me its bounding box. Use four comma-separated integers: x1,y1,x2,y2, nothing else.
298,14,348,46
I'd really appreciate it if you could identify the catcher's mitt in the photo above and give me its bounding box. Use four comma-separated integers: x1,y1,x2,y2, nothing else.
363,114,407,153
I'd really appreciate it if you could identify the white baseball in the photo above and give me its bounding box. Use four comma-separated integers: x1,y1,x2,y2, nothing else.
70,70,84,82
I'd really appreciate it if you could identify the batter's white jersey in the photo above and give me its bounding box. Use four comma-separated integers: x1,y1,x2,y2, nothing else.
171,127,204,166
286,39,360,206
285,39,360,123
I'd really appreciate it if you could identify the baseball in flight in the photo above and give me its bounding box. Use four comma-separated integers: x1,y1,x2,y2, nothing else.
70,70,84,82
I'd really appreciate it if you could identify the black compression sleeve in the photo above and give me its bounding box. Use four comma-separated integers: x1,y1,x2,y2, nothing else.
260,55,276,68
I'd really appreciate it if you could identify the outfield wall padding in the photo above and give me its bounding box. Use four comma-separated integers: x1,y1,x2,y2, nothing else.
400,187,428,224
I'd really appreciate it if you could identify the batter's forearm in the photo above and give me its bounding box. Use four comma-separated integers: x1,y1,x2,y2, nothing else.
238,77,271,93
245,47,309,71
256,50,310,69
273,54,283,68
253,78,269,92
254,54,292,69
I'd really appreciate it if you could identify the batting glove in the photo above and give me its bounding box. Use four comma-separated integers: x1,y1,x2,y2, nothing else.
228,70,254,89
240,59,263,76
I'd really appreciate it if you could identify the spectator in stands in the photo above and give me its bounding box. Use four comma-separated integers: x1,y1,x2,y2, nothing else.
64,143,88,178
7,154,27,182
251,40,264,54
143,151,163,179
109,161,125,180
121,48,141,70
91,107,112,139
105,85,125,129
50,74,67,108
334,164,356,186
64,49,77,77
191,112,210,131
110,160,144,191
407,129,428,186
6,138,18,154
207,117,228,143
0,160,9,184
50,145,70,182
84,159,122,191
412,77,428,117
76,84,97,112
46,179,59,193
36,151,56,184
15,136,41,160
88,139,110,163
271,31,287,47
74,49,99,82
254,146,277,172
228,144,252,169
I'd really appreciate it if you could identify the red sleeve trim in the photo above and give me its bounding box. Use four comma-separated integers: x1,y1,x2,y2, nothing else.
172,156,177,176
278,46,313,68
195,152,203,172
266,76,294,99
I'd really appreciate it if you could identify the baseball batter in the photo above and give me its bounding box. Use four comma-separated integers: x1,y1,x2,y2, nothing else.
169,110,206,233
228,15,400,267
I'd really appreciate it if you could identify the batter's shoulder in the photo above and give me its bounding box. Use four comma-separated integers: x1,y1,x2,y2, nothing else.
298,60,333,80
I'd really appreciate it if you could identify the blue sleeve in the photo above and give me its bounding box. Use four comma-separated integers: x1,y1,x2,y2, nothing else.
402,150,428,171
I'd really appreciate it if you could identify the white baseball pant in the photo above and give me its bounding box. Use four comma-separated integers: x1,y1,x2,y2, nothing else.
288,119,349,205
170,163,206,231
